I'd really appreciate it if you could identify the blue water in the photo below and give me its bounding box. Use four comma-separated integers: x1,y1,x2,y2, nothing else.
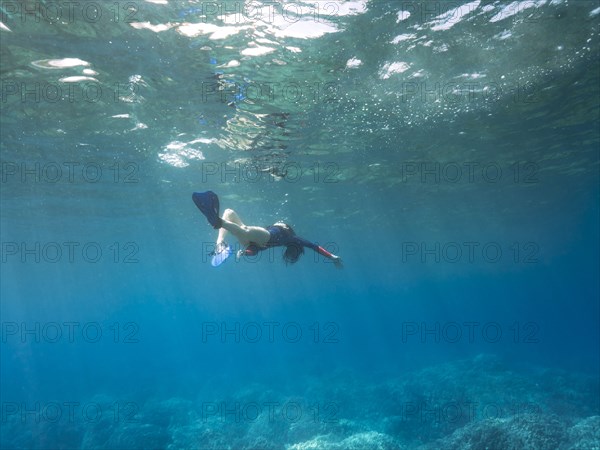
1,1,599,449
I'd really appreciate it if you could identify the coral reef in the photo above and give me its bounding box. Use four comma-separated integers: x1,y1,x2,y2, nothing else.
1,355,597,449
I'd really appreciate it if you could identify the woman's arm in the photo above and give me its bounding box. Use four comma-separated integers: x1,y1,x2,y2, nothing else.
293,236,343,268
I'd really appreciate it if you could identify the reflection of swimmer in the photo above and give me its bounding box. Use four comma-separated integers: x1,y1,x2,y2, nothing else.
192,191,342,268
268,112,290,128
259,166,287,181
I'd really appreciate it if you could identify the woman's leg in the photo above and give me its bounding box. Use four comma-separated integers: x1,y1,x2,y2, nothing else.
218,209,270,247
216,209,242,246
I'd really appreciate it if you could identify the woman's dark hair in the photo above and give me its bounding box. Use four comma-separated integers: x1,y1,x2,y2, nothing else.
283,243,304,265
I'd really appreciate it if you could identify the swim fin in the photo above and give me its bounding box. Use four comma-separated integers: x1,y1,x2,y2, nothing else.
192,191,222,229
211,243,232,267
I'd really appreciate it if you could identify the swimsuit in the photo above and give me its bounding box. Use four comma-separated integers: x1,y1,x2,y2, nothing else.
245,224,334,259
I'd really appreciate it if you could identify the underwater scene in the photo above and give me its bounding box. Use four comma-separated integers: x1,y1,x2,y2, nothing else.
1,0,599,448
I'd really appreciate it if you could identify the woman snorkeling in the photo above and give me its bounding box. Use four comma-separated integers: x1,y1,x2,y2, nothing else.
192,191,343,268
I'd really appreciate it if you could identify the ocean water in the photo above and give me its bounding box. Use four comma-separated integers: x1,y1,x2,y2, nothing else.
0,0,599,449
